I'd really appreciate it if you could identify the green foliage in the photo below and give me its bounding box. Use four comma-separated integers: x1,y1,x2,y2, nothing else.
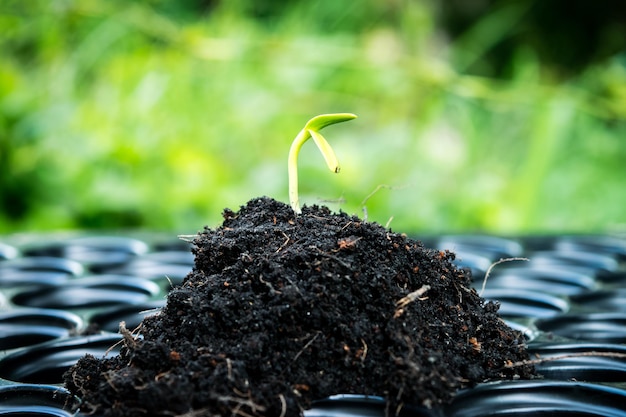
1,0,625,234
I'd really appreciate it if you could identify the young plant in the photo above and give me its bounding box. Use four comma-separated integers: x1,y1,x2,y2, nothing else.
288,113,357,214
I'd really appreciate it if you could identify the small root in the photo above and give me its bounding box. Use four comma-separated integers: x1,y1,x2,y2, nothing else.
177,234,196,243
275,232,290,253
216,394,266,417
360,183,410,222
360,338,368,363
278,394,287,417
226,358,233,381
101,370,120,393
479,257,529,297
315,249,352,269
105,321,140,357
279,332,322,380
394,285,431,318
505,351,626,369
176,408,212,417
292,331,322,364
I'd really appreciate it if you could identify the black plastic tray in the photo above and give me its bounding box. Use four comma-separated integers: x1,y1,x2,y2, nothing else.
1,232,626,416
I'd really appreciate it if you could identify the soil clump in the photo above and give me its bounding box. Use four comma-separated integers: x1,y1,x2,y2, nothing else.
65,196,536,416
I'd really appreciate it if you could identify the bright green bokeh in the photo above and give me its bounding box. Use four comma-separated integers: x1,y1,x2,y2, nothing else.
1,0,625,235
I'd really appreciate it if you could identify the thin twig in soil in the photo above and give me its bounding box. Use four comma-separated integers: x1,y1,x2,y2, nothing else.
258,274,281,294
360,338,368,363
292,331,322,364
340,221,353,232
284,275,304,298
177,234,196,243
216,394,266,417
164,275,175,291
176,408,213,417
397,285,432,305
278,394,287,417
226,358,233,381
317,196,347,206
360,183,411,222
394,284,431,318
275,231,291,253
333,236,362,251
505,351,626,368
479,257,529,297
105,321,142,358
279,332,323,379
314,247,352,269
101,370,121,392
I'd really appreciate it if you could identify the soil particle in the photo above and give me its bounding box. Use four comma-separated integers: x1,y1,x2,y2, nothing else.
64,196,535,416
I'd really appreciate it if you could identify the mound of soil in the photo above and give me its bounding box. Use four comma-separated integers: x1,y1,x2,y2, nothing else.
65,197,535,416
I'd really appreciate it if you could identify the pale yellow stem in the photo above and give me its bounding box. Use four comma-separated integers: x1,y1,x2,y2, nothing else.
287,113,357,214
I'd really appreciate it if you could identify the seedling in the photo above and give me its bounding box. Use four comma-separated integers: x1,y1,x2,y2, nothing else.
288,113,357,214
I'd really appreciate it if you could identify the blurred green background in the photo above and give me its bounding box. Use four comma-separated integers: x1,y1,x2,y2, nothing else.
1,0,625,235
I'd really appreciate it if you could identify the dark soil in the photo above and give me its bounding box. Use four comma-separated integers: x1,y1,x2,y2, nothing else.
65,197,536,416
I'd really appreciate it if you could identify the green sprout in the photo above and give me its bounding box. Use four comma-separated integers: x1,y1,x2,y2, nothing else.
288,113,357,214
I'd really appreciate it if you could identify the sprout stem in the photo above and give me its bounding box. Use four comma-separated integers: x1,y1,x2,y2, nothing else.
288,113,357,214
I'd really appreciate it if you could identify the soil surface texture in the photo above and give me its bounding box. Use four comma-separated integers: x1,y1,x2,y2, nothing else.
65,197,536,416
